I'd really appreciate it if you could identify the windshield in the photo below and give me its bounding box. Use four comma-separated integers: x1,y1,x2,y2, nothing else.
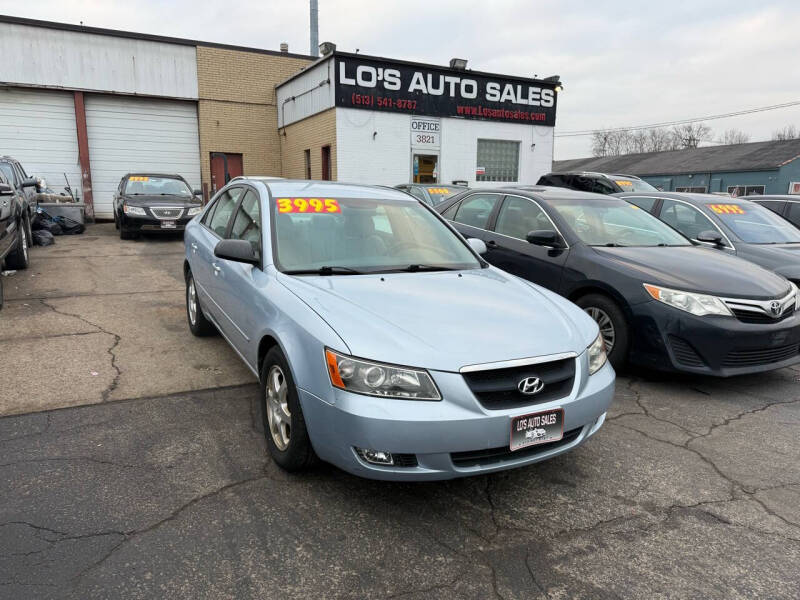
124,176,193,196
549,198,691,247
611,177,657,192
273,197,482,273
426,186,467,206
706,202,800,244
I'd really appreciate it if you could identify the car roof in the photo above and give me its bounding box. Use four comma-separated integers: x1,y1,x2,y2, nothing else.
255,179,417,201
403,183,467,188
124,172,187,179
498,185,612,201
747,195,800,201
614,191,752,205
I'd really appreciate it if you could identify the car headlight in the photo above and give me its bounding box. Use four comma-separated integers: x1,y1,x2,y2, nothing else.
587,332,607,375
325,348,441,400
123,204,147,216
186,206,202,217
643,283,732,317
790,281,800,310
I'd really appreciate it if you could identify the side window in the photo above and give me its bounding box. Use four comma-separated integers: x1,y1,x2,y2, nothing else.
442,201,460,220
787,203,800,227
206,188,243,237
453,194,501,229
627,196,658,212
593,179,617,194
571,176,595,193
495,197,553,240
228,190,261,247
0,163,16,186
755,200,785,215
407,187,428,203
659,199,716,240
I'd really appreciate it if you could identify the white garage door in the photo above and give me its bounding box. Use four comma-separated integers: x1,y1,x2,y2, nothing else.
85,95,201,218
0,87,82,198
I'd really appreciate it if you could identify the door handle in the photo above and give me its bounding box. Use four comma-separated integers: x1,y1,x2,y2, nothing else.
486,240,498,248
212,263,221,275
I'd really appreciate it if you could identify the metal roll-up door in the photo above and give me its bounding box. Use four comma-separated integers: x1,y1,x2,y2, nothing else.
0,87,82,198
85,95,201,218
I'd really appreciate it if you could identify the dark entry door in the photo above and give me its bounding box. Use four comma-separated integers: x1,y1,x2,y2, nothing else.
210,153,243,195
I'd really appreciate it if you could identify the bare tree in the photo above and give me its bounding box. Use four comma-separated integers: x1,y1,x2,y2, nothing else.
720,128,750,145
670,123,713,149
772,125,799,140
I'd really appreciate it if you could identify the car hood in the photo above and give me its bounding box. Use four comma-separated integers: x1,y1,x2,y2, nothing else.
121,194,200,207
592,246,791,299
737,243,800,281
278,267,598,372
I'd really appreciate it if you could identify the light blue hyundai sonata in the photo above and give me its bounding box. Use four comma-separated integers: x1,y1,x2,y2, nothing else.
184,178,615,480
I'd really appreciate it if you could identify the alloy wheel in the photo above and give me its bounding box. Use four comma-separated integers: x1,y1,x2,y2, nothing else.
21,227,27,262
584,306,615,354
266,366,291,451
187,278,197,325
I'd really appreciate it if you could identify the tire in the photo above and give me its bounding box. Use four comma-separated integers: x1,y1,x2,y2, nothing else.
0,274,4,312
5,217,30,270
185,271,216,336
114,213,119,230
120,226,134,240
575,293,630,371
260,347,317,472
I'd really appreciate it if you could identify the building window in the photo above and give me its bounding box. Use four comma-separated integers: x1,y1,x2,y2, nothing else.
304,149,311,179
321,145,331,181
727,185,765,196
675,186,708,193
476,139,519,182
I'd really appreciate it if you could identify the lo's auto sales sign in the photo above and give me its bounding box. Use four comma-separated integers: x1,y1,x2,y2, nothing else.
334,55,558,127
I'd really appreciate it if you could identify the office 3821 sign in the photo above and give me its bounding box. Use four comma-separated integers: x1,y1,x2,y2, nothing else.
334,55,558,127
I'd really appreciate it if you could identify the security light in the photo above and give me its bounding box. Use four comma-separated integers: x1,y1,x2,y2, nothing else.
542,75,564,92
319,41,336,56
449,58,468,70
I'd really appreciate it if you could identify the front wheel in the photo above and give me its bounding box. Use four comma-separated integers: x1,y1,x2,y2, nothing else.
575,293,630,371
5,218,30,270
185,271,216,336
260,347,317,472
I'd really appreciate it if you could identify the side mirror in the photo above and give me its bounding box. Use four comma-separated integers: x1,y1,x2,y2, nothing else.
193,188,202,196
214,239,260,266
526,230,561,247
467,238,487,255
696,230,724,246
21,178,37,189
0,183,13,196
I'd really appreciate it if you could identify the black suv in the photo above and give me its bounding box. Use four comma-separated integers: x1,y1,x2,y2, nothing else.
537,172,658,194
0,169,33,309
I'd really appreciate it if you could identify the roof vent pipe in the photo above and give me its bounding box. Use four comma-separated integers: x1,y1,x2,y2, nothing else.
310,0,319,57
280,42,289,53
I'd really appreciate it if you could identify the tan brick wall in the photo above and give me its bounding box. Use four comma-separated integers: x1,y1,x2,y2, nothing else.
196,46,311,193
280,108,337,180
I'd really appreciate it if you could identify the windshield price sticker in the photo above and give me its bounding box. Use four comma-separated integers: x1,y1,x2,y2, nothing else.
277,198,341,214
128,176,150,182
427,187,450,195
614,180,632,186
710,204,745,215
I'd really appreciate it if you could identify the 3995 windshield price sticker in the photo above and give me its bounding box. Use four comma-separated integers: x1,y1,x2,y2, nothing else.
710,204,745,214
276,198,341,214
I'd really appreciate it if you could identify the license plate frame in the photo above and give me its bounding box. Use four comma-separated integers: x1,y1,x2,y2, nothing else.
510,408,564,451
160,220,177,229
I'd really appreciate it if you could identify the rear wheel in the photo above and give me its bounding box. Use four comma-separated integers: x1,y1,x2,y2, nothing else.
575,293,629,371
260,347,317,472
185,270,216,336
6,218,30,270
0,273,4,311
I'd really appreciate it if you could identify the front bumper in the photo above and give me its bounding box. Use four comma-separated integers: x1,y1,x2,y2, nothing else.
299,353,615,481
120,212,195,232
629,300,800,376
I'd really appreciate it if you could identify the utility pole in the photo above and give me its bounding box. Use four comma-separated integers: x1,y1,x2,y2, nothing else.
310,0,319,57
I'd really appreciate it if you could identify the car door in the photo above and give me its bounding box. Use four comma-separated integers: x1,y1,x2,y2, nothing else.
213,187,264,357
447,192,503,260
486,194,568,291
656,198,735,254
191,186,244,331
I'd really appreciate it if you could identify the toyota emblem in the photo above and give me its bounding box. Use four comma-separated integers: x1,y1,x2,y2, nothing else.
770,300,782,317
518,377,545,395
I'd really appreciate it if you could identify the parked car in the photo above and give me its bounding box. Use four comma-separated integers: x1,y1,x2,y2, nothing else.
0,155,42,240
748,195,800,230
537,171,658,194
0,170,32,309
394,183,468,206
615,192,800,286
183,178,614,480
113,173,203,239
435,187,800,376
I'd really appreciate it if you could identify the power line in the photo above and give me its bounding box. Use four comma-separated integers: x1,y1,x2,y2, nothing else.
554,100,800,138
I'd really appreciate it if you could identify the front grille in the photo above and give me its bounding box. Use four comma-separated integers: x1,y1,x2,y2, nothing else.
150,207,184,219
731,305,795,324
451,427,583,468
722,343,800,368
461,357,575,410
668,335,706,367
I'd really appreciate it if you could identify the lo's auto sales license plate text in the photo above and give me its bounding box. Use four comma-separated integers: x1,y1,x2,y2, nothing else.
510,408,564,451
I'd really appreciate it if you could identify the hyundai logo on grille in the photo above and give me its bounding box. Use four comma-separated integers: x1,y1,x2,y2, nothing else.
517,377,544,395
770,300,782,317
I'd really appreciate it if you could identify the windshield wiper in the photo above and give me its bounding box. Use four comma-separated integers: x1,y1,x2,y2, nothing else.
396,264,461,272
284,266,365,275
601,243,626,247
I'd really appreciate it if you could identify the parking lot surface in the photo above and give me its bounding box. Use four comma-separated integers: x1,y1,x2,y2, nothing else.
1,225,799,599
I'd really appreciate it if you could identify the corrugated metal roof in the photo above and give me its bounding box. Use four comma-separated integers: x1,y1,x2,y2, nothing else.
554,139,800,176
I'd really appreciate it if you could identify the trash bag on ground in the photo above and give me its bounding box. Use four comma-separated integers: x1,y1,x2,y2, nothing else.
32,212,63,235
52,215,85,235
32,229,55,246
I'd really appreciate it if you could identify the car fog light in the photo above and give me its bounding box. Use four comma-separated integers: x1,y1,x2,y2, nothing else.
356,448,394,465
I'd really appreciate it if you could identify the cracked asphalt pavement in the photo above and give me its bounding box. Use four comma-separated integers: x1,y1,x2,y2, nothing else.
2,224,800,599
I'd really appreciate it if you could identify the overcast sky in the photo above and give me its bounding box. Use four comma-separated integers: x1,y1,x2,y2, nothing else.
2,0,799,159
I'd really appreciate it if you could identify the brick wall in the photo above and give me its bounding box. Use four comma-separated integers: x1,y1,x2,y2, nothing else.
196,46,311,193
280,108,337,180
